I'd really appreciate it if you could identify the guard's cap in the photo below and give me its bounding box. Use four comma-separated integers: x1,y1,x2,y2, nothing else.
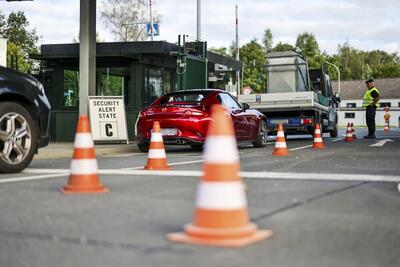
365,78,374,84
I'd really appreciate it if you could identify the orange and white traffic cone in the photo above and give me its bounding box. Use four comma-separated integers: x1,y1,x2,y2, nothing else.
144,121,171,170
167,104,273,247
351,123,357,139
61,115,109,194
344,122,354,142
312,124,325,149
384,121,390,133
272,123,289,156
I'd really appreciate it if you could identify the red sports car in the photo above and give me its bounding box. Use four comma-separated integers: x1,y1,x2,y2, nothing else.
135,89,267,152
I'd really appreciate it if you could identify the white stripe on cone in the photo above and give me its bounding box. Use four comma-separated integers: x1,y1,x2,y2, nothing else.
314,137,323,142
275,142,287,148
203,136,239,163
74,133,94,148
277,131,285,137
148,149,167,159
70,159,98,175
315,129,321,134
195,181,247,210
151,132,163,142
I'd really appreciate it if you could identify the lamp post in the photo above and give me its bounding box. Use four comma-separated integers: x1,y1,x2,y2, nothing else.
197,0,201,41
324,61,340,95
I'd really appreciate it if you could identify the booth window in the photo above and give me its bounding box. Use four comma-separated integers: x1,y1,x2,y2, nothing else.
144,68,174,107
345,112,355,119
63,69,79,107
346,103,356,108
97,67,128,97
379,102,391,108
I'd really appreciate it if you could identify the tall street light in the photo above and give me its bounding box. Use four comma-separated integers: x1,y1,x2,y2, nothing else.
324,61,340,95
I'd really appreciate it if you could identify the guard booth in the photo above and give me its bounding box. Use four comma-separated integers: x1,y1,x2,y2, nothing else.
33,41,242,141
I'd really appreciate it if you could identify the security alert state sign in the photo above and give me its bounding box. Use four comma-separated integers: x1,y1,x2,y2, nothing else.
88,96,128,143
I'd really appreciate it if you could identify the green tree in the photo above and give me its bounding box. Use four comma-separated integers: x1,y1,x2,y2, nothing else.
239,39,266,93
295,32,321,68
0,11,40,72
272,42,295,52
262,28,273,53
209,46,230,57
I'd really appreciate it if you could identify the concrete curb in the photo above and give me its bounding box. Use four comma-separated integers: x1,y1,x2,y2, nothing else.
34,142,139,160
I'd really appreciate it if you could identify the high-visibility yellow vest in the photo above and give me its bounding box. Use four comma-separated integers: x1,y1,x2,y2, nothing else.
362,87,380,108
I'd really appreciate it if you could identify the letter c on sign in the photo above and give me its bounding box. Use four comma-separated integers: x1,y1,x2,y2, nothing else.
105,123,113,137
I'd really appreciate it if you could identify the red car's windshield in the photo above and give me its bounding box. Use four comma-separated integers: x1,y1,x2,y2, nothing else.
157,92,210,106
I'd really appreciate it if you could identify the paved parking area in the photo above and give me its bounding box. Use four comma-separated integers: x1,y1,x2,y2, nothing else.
0,128,399,267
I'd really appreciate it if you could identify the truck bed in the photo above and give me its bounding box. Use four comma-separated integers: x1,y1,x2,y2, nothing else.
238,91,329,112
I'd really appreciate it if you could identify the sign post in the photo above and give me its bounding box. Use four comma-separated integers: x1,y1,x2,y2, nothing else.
88,96,129,143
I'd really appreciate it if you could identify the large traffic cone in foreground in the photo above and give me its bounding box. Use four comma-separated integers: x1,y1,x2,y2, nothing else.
312,124,325,149
61,115,109,194
144,121,171,170
272,123,289,156
344,123,354,142
167,105,273,247
351,123,357,139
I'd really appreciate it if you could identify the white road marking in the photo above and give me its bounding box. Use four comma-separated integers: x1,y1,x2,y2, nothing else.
15,169,400,183
0,173,68,184
122,159,204,170
102,153,144,158
370,139,394,147
289,145,313,151
331,137,344,142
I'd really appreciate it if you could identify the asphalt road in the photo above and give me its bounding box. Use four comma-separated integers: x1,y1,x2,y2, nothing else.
0,128,399,267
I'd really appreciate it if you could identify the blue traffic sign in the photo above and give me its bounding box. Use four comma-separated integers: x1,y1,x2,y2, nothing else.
146,23,160,36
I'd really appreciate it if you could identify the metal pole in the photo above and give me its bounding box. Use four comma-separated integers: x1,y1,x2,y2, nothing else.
79,0,96,115
150,0,154,41
197,0,201,41
324,61,340,95
235,4,240,95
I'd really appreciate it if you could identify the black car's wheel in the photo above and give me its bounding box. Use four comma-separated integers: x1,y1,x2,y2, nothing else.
253,120,268,148
0,102,38,173
137,142,149,153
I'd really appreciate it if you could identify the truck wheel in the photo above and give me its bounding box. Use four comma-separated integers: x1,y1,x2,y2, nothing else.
253,120,268,148
0,102,38,173
137,142,149,153
330,123,338,138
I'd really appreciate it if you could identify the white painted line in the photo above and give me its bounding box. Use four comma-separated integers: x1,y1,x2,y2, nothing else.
370,139,394,147
14,169,400,183
331,137,344,142
0,173,68,184
98,170,400,183
289,145,313,151
24,168,70,174
169,159,204,166
122,159,204,170
102,153,144,158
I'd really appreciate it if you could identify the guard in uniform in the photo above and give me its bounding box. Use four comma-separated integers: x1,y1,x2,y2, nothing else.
362,79,380,138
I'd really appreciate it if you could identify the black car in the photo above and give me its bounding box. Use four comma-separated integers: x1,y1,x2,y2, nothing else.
0,66,51,173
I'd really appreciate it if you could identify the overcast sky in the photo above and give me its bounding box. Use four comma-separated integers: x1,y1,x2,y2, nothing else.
1,0,399,55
